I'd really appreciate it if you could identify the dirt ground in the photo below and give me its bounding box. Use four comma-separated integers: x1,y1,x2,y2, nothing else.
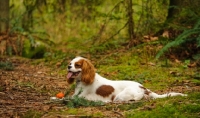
0,57,70,117
0,57,200,118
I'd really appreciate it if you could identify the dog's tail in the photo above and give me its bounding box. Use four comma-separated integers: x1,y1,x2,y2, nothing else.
140,86,187,99
149,92,187,99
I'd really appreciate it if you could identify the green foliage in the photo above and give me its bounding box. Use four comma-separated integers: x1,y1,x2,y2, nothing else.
7,0,169,57
118,102,144,110
64,89,104,108
182,60,190,68
63,108,104,117
11,16,54,58
22,39,47,58
193,72,200,80
64,95,104,108
156,19,200,59
89,39,121,54
4,3,55,58
0,61,14,71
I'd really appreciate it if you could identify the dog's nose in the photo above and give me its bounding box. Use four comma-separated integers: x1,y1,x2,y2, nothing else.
68,65,72,69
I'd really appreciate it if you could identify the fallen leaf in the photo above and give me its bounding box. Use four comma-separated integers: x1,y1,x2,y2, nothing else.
187,62,196,68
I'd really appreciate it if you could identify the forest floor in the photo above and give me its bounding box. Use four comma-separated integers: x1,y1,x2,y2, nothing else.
0,55,200,118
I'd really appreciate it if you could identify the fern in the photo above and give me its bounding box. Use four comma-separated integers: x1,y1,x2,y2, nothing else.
156,19,200,59
194,19,200,29
0,61,14,71
63,88,104,108
6,14,55,58
197,36,200,47
64,95,104,108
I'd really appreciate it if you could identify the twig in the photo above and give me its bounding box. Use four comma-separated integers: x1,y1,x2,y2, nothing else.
107,21,129,41
112,111,124,117
15,106,33,108
67,115,92,117
6,92,14,100
0,92,5,95
92,1,124,43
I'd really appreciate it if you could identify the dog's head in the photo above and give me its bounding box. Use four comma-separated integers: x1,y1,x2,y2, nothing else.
67,57,95,84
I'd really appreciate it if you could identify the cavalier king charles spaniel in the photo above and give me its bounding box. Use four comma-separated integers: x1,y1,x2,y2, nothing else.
67,56,187,102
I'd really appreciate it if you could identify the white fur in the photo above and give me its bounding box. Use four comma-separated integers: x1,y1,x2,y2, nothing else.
68,57,187,103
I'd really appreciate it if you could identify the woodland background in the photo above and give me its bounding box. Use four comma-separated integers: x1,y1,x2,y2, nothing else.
0,0,200,117
0,0,199,60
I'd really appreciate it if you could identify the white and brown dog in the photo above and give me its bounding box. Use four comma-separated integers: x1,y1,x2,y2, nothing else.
67,56,187,102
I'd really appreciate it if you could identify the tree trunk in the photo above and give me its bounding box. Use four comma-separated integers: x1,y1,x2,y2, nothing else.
126,0,138,47
23,0,36,31
0,0,9,32
127,0,135,40
166,0,183,21
154,0,184,37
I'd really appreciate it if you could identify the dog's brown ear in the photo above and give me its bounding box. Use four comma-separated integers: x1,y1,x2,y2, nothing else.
80,59,95,84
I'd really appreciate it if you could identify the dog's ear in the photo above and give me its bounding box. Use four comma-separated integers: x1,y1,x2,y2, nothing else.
80,59,95,84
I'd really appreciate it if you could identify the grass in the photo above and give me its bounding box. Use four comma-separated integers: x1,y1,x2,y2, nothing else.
17,40,200,117
64,108,103,117
38,40,199,116
22,110,43,118
125,92,200,118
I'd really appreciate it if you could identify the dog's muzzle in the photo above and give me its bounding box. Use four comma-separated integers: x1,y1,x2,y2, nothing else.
67,71,80,79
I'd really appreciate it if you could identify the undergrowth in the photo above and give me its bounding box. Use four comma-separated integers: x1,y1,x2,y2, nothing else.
156,19,200,60
64,95,104,108
0,61,14,71
22,110,42,118
63,87,104,108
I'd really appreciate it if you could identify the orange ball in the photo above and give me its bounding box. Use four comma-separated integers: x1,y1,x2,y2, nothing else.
56,92,65,98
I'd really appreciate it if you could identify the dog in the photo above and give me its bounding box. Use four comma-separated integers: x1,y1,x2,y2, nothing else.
66,56,187,102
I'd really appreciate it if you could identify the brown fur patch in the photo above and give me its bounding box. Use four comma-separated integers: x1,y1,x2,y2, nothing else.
74,61,82,69
74,59,95,84
111,95,116,101
96,85,114,97
139,86,151,95
77,59,95,85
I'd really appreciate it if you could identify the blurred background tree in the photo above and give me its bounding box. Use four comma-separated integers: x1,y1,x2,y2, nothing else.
0,0,9,32
0,0,199,61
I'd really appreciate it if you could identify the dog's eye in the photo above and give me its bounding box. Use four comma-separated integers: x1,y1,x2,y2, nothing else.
75,63,81,68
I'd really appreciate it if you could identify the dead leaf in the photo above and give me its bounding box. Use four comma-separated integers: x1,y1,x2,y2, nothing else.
143,35,150,39
175,59,181,63
150,37,158,41
162,30,169,38
56,62,62,67
148,62,156,66
187,62,196,68
41,105,51,111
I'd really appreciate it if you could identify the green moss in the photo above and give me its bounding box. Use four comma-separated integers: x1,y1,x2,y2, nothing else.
92,112,104,117
66,108,80,115
118,102,144,110
22,110,43,118
125,92,200,118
